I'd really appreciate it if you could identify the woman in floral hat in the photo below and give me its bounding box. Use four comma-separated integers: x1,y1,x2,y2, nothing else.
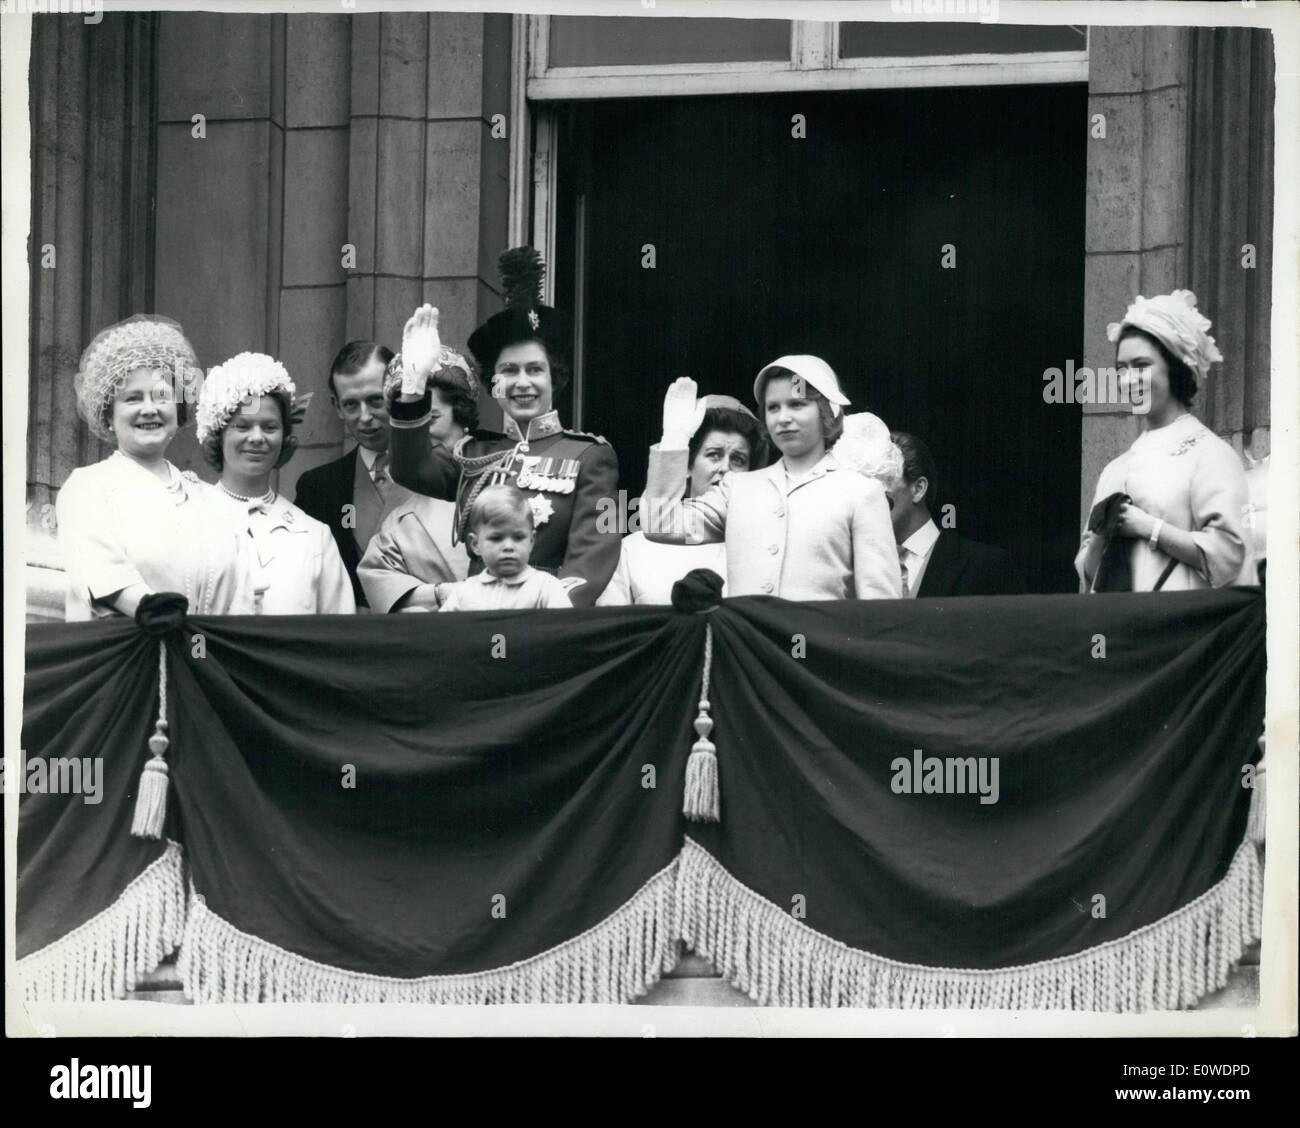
197,352,355,614
1075,290,1253,592
55,315,252,620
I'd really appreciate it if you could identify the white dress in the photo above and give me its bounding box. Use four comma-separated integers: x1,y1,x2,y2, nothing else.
1077,413,1254,592
217,489,356,614
54,452,252,620
596,534,728,606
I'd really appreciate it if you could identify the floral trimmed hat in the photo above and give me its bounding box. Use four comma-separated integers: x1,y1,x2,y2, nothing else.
196,352,296,445
1106,290,1224,383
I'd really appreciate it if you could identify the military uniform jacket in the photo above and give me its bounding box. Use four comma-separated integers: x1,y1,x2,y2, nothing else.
388,392,620,607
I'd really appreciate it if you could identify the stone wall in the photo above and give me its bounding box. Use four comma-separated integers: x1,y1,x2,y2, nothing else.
151,11,515,497
1081,26,1274,531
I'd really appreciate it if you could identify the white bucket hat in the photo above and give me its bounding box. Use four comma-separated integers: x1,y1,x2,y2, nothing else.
753,355,851,417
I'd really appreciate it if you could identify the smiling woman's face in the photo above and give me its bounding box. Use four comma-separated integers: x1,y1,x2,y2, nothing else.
221,395,284,478
493,341,554,425
112,368,178,459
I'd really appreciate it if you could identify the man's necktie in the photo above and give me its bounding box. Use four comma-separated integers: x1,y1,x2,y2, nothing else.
372,452,390,491
898,544,911,595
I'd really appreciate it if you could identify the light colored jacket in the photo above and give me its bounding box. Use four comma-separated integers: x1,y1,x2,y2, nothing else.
357,494,470,612
642,445,902,600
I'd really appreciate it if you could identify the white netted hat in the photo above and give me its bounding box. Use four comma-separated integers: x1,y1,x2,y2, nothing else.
73,314,202,441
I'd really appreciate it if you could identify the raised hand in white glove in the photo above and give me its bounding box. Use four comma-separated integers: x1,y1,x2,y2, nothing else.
660,376,704,450
400,304,442,397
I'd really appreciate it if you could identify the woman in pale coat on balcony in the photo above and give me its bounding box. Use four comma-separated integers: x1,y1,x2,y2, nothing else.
55,315,252,620
641,356,902,601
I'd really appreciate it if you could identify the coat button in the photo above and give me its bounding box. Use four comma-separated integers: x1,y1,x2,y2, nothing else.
775,508,784,517
762,581,774,593
768,544,779,554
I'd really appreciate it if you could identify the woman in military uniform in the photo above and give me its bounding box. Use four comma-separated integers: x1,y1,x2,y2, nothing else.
387,247,620,607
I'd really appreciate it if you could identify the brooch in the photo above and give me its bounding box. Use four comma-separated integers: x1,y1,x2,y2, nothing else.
528,495,554,526
1170,433,1204,457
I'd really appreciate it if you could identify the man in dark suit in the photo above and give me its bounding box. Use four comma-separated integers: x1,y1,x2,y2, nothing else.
294,340,411,608
887,432,1025,598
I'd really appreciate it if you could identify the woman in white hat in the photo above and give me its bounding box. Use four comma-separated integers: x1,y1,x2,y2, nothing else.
641,357,902,600
1075,291,1253,592
598,396,768,606
55,315,252,620
197,353,355,614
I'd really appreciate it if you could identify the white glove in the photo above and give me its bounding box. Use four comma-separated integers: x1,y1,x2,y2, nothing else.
660,376,704,450
400,305,442,396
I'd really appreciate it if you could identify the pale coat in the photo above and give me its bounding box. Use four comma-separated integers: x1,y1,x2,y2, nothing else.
357,494,470,612
641,445,902,600
1076,413,1254,592
55,452,254,620
216,491,355,615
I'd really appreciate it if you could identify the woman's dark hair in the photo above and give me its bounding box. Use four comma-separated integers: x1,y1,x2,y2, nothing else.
429,372,480,433
688,407,771,469
1117,327,1198,408
890,431,938,510
200,388,298,471
329,340,394,400
756,367,844,447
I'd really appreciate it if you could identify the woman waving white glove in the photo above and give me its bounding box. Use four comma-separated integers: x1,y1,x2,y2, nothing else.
660,376,706,450
399,304,442,398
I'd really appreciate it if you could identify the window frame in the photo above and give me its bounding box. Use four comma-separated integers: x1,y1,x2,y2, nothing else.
527,17,1088,100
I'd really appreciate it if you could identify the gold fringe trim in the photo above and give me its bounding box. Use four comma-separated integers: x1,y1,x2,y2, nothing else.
176,854,683,1004
675,836,1263,1012
15,841,186,1002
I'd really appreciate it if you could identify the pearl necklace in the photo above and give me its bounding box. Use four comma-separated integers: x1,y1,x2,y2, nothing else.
219,481,276,506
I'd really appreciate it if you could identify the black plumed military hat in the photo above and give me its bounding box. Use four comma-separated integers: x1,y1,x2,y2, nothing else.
468,247,573,389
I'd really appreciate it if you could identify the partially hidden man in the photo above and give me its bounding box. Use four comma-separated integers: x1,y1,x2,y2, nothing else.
294,340,411,608
387,248,620,606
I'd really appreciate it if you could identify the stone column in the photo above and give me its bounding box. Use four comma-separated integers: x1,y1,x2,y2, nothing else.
27,12,158,522
153,12,286,477
1079,26,1191,528
274,15,352,497
346,11,513,430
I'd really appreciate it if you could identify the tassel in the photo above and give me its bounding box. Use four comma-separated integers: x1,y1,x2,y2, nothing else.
131,642,171,840
683,621,719,822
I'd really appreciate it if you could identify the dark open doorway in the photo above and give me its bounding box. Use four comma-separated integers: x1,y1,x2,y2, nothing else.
550,84,1087,593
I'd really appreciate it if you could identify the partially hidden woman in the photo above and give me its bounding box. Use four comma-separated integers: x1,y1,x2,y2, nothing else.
387,247,620,606
1075,290,1254,592
597,396,768,606
356,353,474,612
196,352,355,614
56,315,252,620
641,356,902,600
